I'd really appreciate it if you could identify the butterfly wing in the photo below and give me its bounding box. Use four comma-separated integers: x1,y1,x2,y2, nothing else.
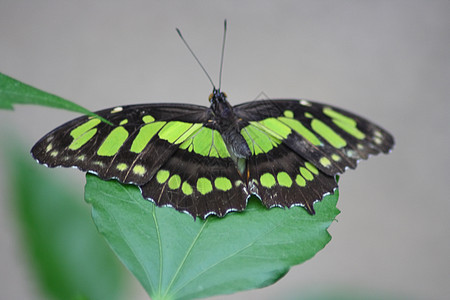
234,99,394,175
246,142,338,214
32,103,210,184
234,99,394,213
141,146,248,218
32,103,249,218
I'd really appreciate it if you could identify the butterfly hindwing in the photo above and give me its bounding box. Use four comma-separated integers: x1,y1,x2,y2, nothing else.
248,145,337,214
141,148,249,218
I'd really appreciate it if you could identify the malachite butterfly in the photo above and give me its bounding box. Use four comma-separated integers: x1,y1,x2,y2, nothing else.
31,22,394,219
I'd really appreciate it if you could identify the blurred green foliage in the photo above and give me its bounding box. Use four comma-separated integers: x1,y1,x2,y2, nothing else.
5,139,126,300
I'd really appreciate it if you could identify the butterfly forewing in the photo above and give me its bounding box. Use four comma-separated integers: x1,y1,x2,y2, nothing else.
31,103,212,185
234,99,394,176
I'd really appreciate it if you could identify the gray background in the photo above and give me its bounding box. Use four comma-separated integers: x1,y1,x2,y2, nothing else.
1,1,449,299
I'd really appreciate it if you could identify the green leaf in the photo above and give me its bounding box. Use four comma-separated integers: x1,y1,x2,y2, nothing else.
0,72,111,124
5,139,126,300
85,174,339,300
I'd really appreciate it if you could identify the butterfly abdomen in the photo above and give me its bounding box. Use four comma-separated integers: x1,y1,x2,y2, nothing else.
220,125,252,159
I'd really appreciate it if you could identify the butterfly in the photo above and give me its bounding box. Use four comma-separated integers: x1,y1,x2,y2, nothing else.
31,22,394,219
31,88,394,218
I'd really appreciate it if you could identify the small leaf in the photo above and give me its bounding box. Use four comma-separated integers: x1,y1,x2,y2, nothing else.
5,139,126,300
0,72,111,124
85,174,339,299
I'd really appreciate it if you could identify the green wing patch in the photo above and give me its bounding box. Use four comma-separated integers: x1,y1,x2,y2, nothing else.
241,122,283,155
179,126,230,158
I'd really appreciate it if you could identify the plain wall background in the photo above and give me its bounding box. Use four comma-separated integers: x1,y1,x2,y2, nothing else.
1,1,449,299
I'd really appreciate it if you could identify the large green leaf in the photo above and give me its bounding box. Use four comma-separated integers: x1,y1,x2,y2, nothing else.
0,72,110,124
5,140,126,300
85,174,340,300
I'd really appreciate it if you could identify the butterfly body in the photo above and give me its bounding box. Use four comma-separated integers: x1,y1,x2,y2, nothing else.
209,90,252,163
31,89,394,219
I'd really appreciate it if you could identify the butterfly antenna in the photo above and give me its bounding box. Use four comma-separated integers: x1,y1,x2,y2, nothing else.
218,19,227,91
176,28,216,89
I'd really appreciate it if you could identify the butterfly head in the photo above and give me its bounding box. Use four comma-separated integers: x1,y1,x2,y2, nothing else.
209,88,232,116
208,88,227,103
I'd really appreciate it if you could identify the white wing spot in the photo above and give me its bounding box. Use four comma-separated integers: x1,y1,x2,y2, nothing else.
235,180,244,187
300,100,312,107
93,161,105,167
111,106,123,113
374,130,383,138
76,155,86,161
346,150,357,158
